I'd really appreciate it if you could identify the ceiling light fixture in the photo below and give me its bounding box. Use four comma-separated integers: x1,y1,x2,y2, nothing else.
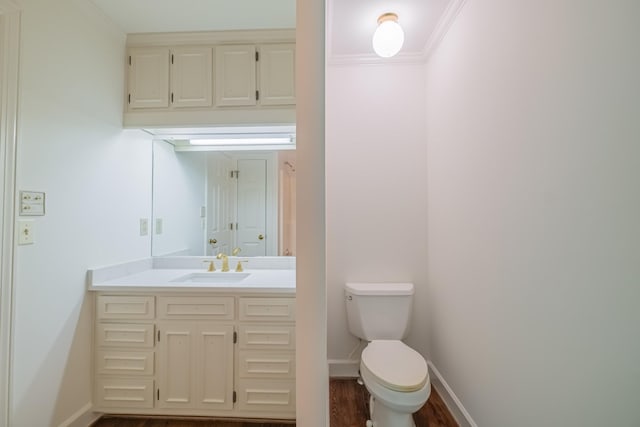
189,136,293,146
372,12,404,58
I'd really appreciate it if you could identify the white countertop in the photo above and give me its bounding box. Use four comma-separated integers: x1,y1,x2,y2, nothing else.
88,257,296,294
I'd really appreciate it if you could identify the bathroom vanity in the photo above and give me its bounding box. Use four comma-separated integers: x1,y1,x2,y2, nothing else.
88,257,296,420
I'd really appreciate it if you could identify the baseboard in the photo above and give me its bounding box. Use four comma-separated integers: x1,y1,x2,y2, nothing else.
57,402,102,427
428,361,478,427
328,359,360,378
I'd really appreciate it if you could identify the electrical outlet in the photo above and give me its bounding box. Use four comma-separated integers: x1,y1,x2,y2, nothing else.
155,218,163,235
17,220,35,245
140,218,149,236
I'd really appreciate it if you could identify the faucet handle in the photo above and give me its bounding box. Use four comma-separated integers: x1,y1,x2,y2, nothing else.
203,260,215,272
232,247,241,256
235,260,248,272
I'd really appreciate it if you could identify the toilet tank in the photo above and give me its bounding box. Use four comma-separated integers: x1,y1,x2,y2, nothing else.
344,282,414,341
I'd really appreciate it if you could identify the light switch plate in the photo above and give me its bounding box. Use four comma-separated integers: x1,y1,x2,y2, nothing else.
139,218,149,236
17,220,35,245
155,218,163,235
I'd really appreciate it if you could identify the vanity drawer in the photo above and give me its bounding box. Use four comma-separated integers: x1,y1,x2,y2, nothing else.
157,296,235,320
95,377,154,409
97,295,155,320
238,350,295,379
238,325,295,350
239,297,295,322
96,350,154,376
96,323,155,348
236,378,296,414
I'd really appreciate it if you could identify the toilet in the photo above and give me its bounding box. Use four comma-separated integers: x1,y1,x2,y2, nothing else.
345,282,430,427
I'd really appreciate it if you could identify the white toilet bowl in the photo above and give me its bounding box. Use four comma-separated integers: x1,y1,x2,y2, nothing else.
360,340,430,427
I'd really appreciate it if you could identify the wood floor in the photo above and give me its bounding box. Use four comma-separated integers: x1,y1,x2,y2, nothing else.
329,379,458,427
92,379,458,427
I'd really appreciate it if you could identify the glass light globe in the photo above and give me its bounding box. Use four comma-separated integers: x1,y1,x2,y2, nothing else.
372,15,405,58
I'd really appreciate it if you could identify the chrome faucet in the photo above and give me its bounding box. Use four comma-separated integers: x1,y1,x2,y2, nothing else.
216,252,230,272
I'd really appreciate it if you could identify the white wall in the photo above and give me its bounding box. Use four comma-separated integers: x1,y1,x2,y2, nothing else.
325,63,428,372
425,1,640,426
12,0,152,425
152,141,206,256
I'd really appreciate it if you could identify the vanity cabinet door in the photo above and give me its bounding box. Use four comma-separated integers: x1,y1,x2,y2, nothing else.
156,321,234,411
127,47,170,109
170,47,213,108
215,45,257,106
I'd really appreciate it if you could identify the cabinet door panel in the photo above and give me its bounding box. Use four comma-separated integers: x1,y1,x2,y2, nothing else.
157,296,234,320
236,379,295,413
96,323,154,348
157,323,194,408
96,350,154,376
128,47,169,109
157,321,234,410
197,324,234,409
171,47,212,108
239,350,295,379
239,325,295,350
215,45,257,106
258,44,295,105
97,295,155,320
95,378,154,409
239,297,295,322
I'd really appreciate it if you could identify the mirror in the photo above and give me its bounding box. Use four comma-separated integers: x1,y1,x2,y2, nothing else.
151,139,296,257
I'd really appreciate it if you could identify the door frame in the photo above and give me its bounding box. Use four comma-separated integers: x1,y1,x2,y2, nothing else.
0,1,20,426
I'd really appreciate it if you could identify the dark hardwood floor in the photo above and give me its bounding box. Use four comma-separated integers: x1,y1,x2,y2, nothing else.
329,378,458,427
92,379,458,427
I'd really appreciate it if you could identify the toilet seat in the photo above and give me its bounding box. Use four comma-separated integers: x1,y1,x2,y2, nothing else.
361,340,428,392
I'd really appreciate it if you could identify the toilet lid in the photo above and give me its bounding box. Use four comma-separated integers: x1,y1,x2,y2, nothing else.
361,340,428,392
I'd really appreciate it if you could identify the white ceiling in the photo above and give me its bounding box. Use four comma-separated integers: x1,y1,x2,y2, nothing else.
89,0,452,61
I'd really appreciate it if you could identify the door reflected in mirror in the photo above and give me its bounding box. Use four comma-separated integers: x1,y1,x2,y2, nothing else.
152,140,296,257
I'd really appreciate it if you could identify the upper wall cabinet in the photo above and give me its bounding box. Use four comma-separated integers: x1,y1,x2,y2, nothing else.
215,44,296,107
215,45,257,107
128,48,170,109
124,31,296,128
171,47,213,108
258,44,296,106
128,47,212,110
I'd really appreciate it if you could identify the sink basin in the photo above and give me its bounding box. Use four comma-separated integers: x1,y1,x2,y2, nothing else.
172,272,251,284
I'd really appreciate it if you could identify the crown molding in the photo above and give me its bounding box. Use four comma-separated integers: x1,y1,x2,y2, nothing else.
327,51,428,67
421,0,468,61
127,28,296,47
